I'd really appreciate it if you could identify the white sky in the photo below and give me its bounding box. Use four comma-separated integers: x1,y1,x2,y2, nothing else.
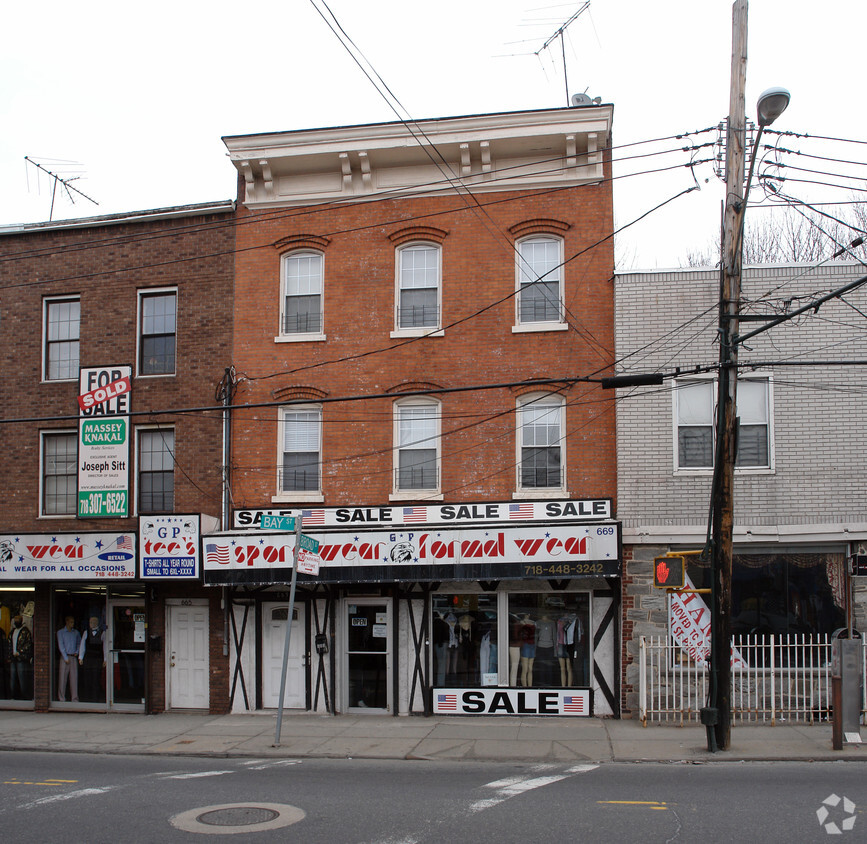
2,0,864,267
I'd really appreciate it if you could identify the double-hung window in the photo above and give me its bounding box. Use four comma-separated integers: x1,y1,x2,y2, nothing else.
138,429,175,513
281,252,323,336
280,407,321,493
516,237,563,326
397,243,440,331
675,378,771,470
395,400,440,492
139,290,177,375
44,297,80,381
41,431,77,515
517,394,564,490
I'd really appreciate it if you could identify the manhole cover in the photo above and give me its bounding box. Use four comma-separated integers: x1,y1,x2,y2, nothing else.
197,807,279,826
171,802,306,835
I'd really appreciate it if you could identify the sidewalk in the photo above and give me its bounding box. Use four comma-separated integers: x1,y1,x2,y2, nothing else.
1,711,867,763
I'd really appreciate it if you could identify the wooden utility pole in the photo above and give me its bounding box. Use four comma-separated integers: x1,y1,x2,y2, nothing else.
711,0,749,752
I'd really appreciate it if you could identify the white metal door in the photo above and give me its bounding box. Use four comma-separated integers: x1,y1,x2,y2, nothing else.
262,603,306,709
167,602,209,709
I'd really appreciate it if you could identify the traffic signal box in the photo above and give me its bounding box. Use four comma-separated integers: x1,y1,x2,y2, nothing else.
653,555,685,589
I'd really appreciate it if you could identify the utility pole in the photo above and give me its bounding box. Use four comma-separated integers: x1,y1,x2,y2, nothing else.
710,0,748,752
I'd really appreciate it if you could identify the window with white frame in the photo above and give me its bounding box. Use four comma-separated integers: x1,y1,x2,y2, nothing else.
395,400,440,492
675,378,770,470
139,290,177,375
397,243,440,330
44,297,80,381
280,406,321,493
138,428,175,513
281,252,323,336
42,431,77,515
516,237,563,325
517,394,564,490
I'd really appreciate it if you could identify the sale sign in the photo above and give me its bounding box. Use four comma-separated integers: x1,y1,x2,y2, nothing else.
78,365,131,518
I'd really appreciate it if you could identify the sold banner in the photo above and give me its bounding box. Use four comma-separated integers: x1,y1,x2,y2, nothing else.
669,574,748,669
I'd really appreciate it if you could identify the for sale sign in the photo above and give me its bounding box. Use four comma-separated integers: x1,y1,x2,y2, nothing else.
78,365,131,518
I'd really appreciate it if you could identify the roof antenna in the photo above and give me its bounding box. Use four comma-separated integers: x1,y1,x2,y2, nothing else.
24,156,98,221
533,1,591,106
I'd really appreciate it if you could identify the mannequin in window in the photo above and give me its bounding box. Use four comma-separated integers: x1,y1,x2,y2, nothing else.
432,612,449,686
518,613,535,687
79,616,107,702
557,613,575,686
10,615,33,699
457,613,476,684
57,615,81,702
535,611,556,686
509,617,521,686
445,612,459,680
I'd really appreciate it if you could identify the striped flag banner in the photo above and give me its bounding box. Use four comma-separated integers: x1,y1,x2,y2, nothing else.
562,694,584,714
117,535,133,551
436,693,457,711
509,503,534,519
403,506,427,523
301,509,325,526
205,543,230,565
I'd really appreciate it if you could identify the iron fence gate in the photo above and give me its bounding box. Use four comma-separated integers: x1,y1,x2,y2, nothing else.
639,634,867,726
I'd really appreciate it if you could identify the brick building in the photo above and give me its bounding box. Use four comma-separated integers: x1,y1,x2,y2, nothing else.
614,262,867,715
0,202,234,714
207,105,622,717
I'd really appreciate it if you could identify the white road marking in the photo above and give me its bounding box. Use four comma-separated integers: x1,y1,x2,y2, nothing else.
243,759,302,770
21,787,115,810
470,764,598,814
166,770,235,779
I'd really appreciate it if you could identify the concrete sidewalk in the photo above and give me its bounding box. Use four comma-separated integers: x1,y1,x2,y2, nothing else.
1,711,867,763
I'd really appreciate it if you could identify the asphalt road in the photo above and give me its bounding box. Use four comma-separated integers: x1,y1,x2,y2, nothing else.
0,751,864,842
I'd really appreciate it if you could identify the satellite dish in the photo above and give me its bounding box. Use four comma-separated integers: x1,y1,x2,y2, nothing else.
571,93,592,106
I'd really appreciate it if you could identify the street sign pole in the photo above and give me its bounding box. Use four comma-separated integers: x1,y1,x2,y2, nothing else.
274,514,303,746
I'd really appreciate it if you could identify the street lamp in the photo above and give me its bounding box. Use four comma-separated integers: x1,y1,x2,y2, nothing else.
708,78,790,753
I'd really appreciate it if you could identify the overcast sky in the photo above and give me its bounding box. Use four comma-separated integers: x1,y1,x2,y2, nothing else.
2,0,864,267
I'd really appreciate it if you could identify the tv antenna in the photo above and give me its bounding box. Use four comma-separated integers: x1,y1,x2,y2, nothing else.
534,2,591,106
24,156,98,221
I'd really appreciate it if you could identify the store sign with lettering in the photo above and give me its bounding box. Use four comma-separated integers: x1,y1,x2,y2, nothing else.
140,515,200,579
78,365,131,518
0,533,136,580
203,524,617,574
233,498,612,529
433,688,591,716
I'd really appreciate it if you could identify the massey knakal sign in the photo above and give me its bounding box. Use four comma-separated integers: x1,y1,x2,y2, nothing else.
203,523,620,584
78,365,131,518
233,498,612,530
0,533,136,580
669,574,748,669
433,687,592,716
140,515,200,579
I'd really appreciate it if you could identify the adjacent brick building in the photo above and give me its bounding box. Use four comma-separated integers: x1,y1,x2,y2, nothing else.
0,202,234,714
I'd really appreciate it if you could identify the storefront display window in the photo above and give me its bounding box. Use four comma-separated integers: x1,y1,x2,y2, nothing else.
508,593,590,688
432,591,591,689
432,594,498,687
52,586,146,707
1,590,35,702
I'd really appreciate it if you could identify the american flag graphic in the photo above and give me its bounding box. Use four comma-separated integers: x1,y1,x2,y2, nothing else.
509,503,534,519
205,543,230,565
562,695,585,714
116,535,133,551
301,509,325,526
403,506,427,523
437,693,457,711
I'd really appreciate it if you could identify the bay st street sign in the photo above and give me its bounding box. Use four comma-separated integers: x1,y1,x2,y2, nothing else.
78,365,131,518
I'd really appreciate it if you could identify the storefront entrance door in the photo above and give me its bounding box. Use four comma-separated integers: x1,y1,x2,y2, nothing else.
167,602,209,710
108,602,146,711
262,603,306,709
346,600,390,712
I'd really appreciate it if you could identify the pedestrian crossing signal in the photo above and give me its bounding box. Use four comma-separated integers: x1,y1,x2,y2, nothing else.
653,555,685,588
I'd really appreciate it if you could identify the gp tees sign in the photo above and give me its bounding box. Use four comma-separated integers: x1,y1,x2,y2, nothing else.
78,366,131,518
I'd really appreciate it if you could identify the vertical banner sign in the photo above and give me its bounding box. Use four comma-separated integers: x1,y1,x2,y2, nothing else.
78,365,131,518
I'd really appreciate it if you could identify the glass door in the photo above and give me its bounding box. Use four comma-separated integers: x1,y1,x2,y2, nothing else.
108,602,146,710
345,600,390,712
